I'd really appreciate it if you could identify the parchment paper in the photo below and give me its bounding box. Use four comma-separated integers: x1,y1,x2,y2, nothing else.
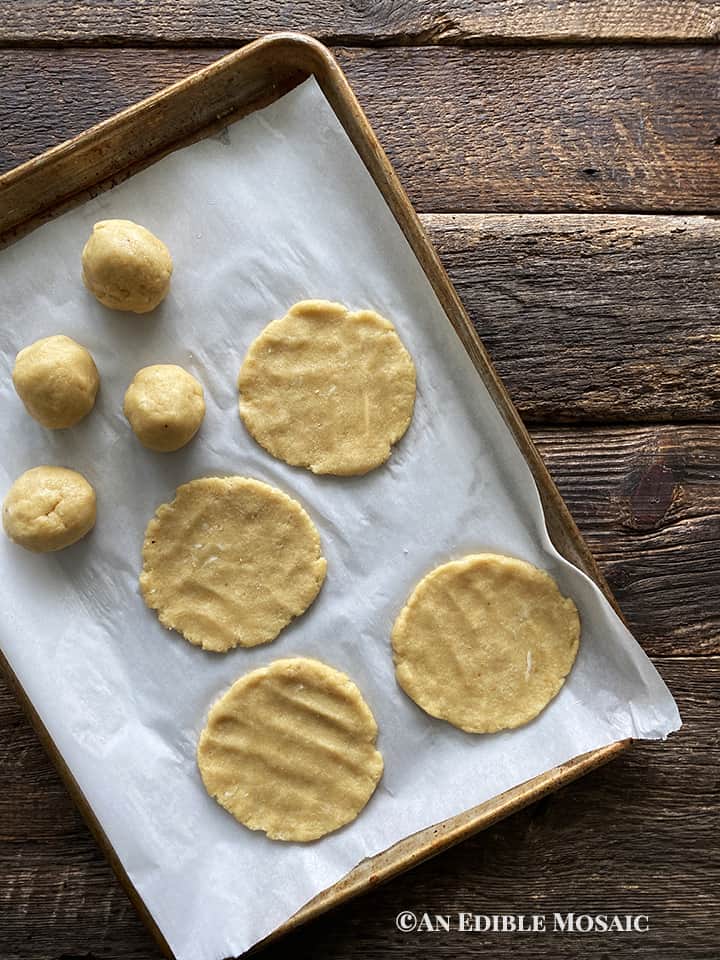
0,78,680,960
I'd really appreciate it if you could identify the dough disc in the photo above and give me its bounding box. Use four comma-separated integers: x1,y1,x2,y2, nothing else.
392,554,580,733
238,300,416,476
197,657,384,841
140,477,326,652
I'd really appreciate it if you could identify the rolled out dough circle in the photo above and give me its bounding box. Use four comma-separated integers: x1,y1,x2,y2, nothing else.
140,477,327,652
197,657,384,841
238,300,416,476
392,554,580,733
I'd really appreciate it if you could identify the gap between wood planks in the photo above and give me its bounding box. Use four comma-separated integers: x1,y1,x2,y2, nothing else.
1,37,719,50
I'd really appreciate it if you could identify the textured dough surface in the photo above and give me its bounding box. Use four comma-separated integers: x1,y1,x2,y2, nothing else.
392,554,580,733
197,657,384,841
124,364,205,452
238,300,416,476
3,466,96,552
81,219,172,313
140,477,326,652
13,335,99,429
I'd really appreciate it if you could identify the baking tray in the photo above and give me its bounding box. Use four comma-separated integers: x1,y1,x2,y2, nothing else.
0,32,630,957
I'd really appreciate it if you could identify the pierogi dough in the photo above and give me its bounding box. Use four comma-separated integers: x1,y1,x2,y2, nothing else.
13,335,99,429
124,364,205,452
81,219,172,313
140,477,326,652
3,466,96,552
392,554,581,733
238,300,416,476
197,657,384,841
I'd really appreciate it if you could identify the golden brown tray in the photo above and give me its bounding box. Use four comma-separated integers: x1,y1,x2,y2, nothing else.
0,32,629,958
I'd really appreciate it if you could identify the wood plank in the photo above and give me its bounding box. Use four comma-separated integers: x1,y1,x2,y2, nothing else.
0,656,715,959
424,213,720,422
2,47,720,213
534,425,720,657
0,1,718,44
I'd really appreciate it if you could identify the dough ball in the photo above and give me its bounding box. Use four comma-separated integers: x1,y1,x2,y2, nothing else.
197,657,384,841
3,466,96,553
81,219,172,313
12,335,99,429
140,477,326,652
238,300,416,476
124,364,205,452
392,554,580,733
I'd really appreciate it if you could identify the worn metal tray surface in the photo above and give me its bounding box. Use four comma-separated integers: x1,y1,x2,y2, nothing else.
0,33,630,958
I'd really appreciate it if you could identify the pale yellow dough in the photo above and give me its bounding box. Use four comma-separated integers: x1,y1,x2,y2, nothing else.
238,300,416,476
81,219,172,313
124,364,205,452
140,477,326,652
392,554,581,733
197,657,384,841
3,466,96,552
13,335,99,429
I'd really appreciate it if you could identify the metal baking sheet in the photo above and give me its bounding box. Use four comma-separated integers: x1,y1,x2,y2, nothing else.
0,36,680,960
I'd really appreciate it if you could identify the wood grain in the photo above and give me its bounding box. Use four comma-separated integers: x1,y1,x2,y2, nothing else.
535,425,720,657
0,1,718,45
2,46,720,213
0,656,714,960
424,213,720,422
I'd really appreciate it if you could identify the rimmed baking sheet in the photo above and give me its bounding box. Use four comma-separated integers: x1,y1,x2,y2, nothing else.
0,60,679,960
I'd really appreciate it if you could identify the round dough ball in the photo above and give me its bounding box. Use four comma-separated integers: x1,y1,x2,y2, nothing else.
12,335,99,429
3,466,96,553
81,219,173,313
197,657,384,841
140,477,327,652
238,300,416,476
124,364,205,452
392,554,581,734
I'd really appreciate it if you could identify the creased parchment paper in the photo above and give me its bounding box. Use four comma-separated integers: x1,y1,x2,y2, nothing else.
0,77,680,960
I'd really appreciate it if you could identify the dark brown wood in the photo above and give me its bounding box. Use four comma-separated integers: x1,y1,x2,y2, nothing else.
534,425,720,657
0,1,718,45
423,213,720,423
2,45,720,213
1,656,713,960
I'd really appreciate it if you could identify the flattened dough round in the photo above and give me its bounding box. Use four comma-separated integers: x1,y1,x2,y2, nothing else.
197,657,384,841
392,554,580,733
3,466,96,552
140,477,326,652
238,300,416,476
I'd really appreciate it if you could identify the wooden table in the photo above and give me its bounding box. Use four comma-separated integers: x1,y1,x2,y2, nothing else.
1,6,718,959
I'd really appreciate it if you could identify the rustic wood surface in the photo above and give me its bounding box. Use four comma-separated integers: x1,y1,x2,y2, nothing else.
427,214,720,421
1,1,718,44
3,46,720,212
1,9,718,960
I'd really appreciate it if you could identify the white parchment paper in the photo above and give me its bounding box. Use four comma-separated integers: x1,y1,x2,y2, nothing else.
0,78,680,959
